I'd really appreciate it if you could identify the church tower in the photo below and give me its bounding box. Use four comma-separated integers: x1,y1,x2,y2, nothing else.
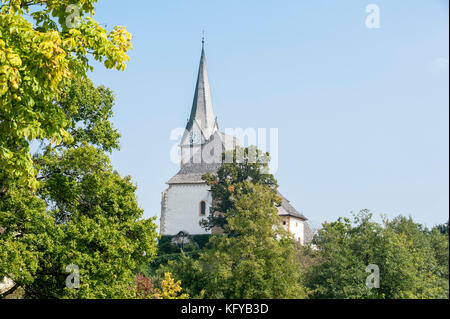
179,39,223,167
160,39,236,236
160,40,311,243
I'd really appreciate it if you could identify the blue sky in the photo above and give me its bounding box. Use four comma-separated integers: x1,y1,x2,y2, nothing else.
87,0,449,229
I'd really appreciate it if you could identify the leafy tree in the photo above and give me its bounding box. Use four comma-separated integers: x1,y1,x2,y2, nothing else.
158,272,189,299
0,77,158,298
50,74,121,152
200,146,277,233
0,0,132,189
303,214,378,299
163,147,306,299
304,212,449,299
158,251,208,298
133,272,189,299
383,216,449,298
429,227,449,292
434,221,449,235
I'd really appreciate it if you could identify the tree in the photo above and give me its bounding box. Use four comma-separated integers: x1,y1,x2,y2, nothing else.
383,216,448,298
0,77,158,298
49,74,121,152
434,221,449,235
200,146,277,233
304,211,449,299
0,0,132,189
134,272,189,299
163,147,306,299
158,272,189,299
429,226,449,293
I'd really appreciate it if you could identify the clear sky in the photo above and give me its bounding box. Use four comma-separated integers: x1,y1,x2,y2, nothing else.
87,0,449,229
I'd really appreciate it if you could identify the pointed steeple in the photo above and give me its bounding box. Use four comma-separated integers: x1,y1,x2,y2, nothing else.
182,37,218,146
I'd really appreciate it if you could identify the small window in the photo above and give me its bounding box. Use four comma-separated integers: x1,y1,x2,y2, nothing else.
200,201,206,216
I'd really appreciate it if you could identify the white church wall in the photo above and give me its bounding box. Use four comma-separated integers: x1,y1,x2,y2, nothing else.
161,183,211,235
289,217,305,245
280,216,305,244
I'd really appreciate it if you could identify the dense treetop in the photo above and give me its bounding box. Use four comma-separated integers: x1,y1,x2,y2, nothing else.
0,77,158,298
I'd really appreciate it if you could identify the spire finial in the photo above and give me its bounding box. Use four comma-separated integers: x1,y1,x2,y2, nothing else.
202,30,205,47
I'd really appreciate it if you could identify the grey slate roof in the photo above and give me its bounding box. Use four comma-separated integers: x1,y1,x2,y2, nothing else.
167,162,221,184
277,193,308,220
181,41,217,146
170,130,241,184
303,222,315,244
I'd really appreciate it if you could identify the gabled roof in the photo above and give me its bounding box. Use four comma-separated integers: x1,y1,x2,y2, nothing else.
277,193,308,220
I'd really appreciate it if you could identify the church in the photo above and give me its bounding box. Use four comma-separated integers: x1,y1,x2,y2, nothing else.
160,40,313,245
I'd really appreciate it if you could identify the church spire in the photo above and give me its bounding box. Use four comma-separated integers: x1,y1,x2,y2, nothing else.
182,36,217,145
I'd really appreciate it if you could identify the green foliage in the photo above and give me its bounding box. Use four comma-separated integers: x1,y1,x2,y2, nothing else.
0,0,132,189
434,221,449,235
137,234,211,278
163,148,306,299
53,76,121,152
157,235,211,255
304,211,449,299
201,146,278,233
189,234,211,250
158,252,208,299
0,78,158,298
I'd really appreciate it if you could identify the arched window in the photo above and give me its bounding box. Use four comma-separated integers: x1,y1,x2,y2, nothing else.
199,201,206,216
